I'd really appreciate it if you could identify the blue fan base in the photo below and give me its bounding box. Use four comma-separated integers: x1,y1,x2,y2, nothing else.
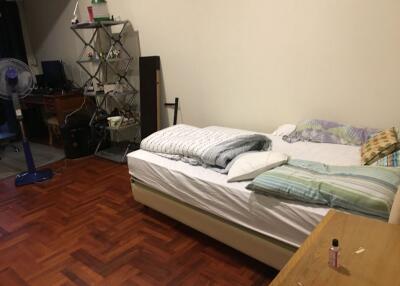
15,169,54,186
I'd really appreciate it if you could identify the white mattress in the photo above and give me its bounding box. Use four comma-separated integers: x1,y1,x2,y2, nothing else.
127,134,361,247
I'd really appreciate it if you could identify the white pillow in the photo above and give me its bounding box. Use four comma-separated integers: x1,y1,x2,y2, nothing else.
227,151,288,182
272,124,297,136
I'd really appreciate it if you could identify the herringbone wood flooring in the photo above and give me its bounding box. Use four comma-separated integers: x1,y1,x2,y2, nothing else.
0,157,277,285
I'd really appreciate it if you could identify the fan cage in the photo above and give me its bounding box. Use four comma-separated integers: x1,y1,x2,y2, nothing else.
0,58,36,100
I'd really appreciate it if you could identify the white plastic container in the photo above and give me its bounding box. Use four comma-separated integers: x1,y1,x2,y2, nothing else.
109,124,137,143
107,116,122,128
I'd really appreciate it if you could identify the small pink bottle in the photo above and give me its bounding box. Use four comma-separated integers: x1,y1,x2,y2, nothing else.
328,239,340,268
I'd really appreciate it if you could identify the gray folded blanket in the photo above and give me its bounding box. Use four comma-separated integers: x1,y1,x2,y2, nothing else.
140,124,271,173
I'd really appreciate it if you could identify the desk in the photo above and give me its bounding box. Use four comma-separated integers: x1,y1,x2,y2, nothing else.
270,210,400,286
22,93,85,125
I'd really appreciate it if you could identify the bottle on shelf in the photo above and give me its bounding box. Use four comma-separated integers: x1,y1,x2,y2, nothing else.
91,0,110,22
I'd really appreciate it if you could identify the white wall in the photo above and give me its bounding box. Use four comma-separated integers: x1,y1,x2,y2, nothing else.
23,0,400,131
23,0,85,84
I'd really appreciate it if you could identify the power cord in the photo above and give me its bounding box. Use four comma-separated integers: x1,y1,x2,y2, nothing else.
64,95,87,125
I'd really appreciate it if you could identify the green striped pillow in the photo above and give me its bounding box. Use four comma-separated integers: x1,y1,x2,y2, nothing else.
247,159,400,219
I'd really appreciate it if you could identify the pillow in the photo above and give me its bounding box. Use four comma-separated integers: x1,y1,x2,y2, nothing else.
247,159,400,219
375,151,400,167
283,119,379,146
272,124,297,137
361,127,399,165
375,128,400,167
227,151,288,182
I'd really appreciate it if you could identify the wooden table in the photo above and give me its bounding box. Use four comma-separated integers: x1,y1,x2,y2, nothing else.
270,210,400,286
21,92,85,125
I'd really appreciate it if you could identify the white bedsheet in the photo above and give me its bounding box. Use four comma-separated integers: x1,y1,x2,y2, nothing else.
127,135,361,247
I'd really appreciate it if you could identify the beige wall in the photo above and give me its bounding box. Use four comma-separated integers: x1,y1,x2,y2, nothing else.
23,0,400,131
23,0,84,84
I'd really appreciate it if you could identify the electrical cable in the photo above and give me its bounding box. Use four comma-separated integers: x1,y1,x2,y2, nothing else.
64,95,87,125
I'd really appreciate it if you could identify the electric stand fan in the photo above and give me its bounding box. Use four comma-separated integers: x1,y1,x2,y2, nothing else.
0,58,53,186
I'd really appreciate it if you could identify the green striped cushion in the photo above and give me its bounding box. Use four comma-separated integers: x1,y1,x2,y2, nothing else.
247,160,400,219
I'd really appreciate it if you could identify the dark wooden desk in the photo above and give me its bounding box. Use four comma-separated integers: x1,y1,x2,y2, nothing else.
21,93,84,125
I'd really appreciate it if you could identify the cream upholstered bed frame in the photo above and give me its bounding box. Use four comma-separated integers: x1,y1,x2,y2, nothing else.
131,180,297,270
131,180,400,270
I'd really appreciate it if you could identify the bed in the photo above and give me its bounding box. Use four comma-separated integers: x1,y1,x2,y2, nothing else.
127,133,364,270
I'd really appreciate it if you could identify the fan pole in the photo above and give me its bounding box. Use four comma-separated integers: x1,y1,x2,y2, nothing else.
12,93,36,173
11,93,53,186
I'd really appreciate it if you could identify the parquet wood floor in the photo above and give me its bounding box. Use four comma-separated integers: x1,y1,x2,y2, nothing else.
0,157,277,285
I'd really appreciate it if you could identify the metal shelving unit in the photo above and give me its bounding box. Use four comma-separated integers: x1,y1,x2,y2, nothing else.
71,21,139,163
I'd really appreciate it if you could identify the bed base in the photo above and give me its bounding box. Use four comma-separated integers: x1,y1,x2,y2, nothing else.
131,180,297,270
